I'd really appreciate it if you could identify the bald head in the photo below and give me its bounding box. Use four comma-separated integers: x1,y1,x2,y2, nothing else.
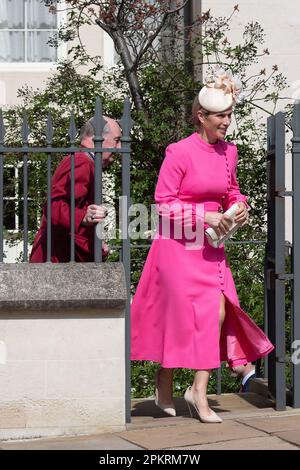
80,116,116,140
80,115,122,167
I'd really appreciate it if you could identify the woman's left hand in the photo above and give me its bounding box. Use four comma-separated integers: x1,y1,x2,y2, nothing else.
234,202,249,225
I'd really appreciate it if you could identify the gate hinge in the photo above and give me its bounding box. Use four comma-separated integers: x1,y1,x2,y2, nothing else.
275,190,293,197
276,273,294,281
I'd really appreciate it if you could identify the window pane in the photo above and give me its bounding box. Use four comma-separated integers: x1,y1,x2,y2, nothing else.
0,31,25,62
27,0,57,29
0,0,24,29
3,200,16,230
3,167,16,198
27,30,57,62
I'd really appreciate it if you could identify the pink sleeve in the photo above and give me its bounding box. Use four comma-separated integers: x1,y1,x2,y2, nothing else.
155,144,204,229
222,146,250,212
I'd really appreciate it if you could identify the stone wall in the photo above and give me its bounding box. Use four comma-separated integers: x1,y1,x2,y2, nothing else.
0,262,127,440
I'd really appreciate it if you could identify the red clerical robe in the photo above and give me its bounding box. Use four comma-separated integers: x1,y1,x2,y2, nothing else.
30,152,101,263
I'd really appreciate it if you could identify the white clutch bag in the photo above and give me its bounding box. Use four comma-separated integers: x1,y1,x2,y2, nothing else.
205,203,244,248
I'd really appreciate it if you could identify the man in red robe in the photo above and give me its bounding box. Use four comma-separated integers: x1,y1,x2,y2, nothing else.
30,117,122,262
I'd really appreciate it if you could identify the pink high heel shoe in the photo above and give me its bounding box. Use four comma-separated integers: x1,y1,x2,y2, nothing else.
184,386,222,423
154,370,176,417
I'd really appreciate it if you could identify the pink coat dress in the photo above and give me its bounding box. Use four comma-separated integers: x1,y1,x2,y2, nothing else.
130,133,274,369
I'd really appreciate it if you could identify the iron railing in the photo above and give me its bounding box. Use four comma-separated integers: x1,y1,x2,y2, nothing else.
266,103,300,410
0,97,133,422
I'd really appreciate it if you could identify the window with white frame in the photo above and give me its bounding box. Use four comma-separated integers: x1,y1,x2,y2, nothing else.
0,0,58,63
3,163,36,232
3,165,20,231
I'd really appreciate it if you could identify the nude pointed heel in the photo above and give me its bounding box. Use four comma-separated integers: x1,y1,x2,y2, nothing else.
154,370,176,417
184,386,222,423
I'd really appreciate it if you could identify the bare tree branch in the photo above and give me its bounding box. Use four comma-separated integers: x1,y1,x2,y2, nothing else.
132,13,168,69
166,0,190,16
117,0,126,22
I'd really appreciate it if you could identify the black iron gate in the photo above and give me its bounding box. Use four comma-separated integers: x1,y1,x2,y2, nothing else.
266,103,300,410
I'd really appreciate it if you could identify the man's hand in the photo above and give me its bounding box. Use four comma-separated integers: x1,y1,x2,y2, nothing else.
205,212,234,237
82,204,108,226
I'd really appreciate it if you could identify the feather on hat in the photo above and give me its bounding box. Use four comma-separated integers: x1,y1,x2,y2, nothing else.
199,68,246,112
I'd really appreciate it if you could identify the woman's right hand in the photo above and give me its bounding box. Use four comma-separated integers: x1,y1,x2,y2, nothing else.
205,211,233,237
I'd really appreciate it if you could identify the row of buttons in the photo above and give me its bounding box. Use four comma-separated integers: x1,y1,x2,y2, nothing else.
224,151,231,197
220,151,229,291
218,260,224,291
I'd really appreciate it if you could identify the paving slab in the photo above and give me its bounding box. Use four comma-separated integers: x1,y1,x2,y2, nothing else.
205,393,275,411
0,434,142,450
1,393,299,450
166,435,299,450
273,431,300,447
129,409,300,432
117,420,266,450
238,415,300,433
128,415,195,430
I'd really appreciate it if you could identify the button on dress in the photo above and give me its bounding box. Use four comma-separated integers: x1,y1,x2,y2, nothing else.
131,133,274,369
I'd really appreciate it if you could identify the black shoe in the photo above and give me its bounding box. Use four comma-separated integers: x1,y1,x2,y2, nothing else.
239,372,256,393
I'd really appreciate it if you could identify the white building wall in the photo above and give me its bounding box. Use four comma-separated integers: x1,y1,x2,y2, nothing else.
0,5,113,107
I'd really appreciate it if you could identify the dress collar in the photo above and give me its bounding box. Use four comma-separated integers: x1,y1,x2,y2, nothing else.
193,132,224,153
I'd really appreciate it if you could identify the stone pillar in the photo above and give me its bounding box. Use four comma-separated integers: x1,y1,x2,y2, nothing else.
0,263,127,440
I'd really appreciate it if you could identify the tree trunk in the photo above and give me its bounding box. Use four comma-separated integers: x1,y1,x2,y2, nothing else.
111,31,149,122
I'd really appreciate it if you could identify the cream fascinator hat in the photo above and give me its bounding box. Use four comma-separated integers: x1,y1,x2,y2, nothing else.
199,68,246,112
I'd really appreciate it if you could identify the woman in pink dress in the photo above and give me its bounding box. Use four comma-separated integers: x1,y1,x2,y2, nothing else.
131,69,274,423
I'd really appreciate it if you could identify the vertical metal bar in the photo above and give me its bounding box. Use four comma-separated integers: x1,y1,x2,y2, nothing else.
292,103,300,408
92,98,106,263
119,98,133,423
216,367,222,395
70,152,75,262
266,115,275,397
46,113,53,262
274,112,286,410
68,113,77,262
0,110,4,263
23,153,28,261
266,113,287,409
47,153,51,262
263,242,268,379
21,112,29,262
